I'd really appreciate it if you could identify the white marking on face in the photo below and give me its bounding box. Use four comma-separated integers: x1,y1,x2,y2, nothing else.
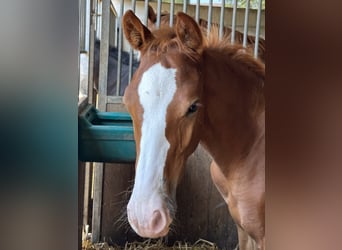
129,62,177,211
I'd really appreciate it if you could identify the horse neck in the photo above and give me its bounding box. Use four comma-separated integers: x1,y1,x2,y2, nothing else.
199,48,264,172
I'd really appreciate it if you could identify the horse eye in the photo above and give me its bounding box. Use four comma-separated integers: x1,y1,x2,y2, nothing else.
187,102,198,115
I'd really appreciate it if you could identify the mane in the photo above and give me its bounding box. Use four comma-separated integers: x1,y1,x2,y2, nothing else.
204,26,265,82
143,24,264,83
145,27,202,62
148,11,265,62
199,18,266,62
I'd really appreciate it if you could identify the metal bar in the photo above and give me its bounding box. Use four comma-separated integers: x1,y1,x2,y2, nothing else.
156,0,162,28
88,0,97,104
207,0,213,35
219,0,225,39
183,0,187,13
195,0,200,23
80,0,87,52
110,0,118,48
91,162,104,243
114,16,119,47
98,0,110,111
231,0,237,44
131,0,136,22
144,0,149,26
169,0,175,27
79,0,91,101
242,0,250,47
109,5,117,52
128,0,137,83
85,0,91,52
96,0,102,40
116,0,125,96
254,0,263,58
170,0,175,27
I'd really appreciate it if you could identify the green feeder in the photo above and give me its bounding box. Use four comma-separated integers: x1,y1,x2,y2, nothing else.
78,104,136,163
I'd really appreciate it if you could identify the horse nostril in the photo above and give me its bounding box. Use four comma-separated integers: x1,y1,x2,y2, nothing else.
150,210,165,232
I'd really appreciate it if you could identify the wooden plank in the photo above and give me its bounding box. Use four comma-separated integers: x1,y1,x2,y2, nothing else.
91,0,111,243
173,145,212,241
97,0,110,112
91,162,104,243
83,162,92,228
107,96,123,104
78,161,86,250
101,162,137,245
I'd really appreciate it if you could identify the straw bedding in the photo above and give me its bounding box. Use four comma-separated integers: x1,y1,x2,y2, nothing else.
83,238,219,250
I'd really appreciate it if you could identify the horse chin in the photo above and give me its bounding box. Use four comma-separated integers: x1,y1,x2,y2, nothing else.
133,228,169,239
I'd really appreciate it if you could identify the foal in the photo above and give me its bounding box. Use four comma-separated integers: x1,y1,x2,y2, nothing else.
122,10,265,250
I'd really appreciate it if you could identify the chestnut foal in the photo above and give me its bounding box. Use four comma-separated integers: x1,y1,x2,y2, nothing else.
122,10,265,250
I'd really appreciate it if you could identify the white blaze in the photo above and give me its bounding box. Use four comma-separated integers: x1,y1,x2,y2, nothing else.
129,63,177,216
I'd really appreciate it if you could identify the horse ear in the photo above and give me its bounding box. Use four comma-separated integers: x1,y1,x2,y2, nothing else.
122,10,154,51
147,5,157,24
175,12,203,52
147,5,157,30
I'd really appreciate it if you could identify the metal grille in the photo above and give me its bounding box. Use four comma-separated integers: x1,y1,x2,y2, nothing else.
79,0,265,110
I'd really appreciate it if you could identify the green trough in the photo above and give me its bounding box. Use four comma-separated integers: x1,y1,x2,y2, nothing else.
78,104,136,163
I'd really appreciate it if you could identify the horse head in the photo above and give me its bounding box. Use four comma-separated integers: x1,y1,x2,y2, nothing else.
122,10,204,238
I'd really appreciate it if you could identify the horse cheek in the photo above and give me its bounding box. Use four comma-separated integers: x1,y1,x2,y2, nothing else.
178,120,196,156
